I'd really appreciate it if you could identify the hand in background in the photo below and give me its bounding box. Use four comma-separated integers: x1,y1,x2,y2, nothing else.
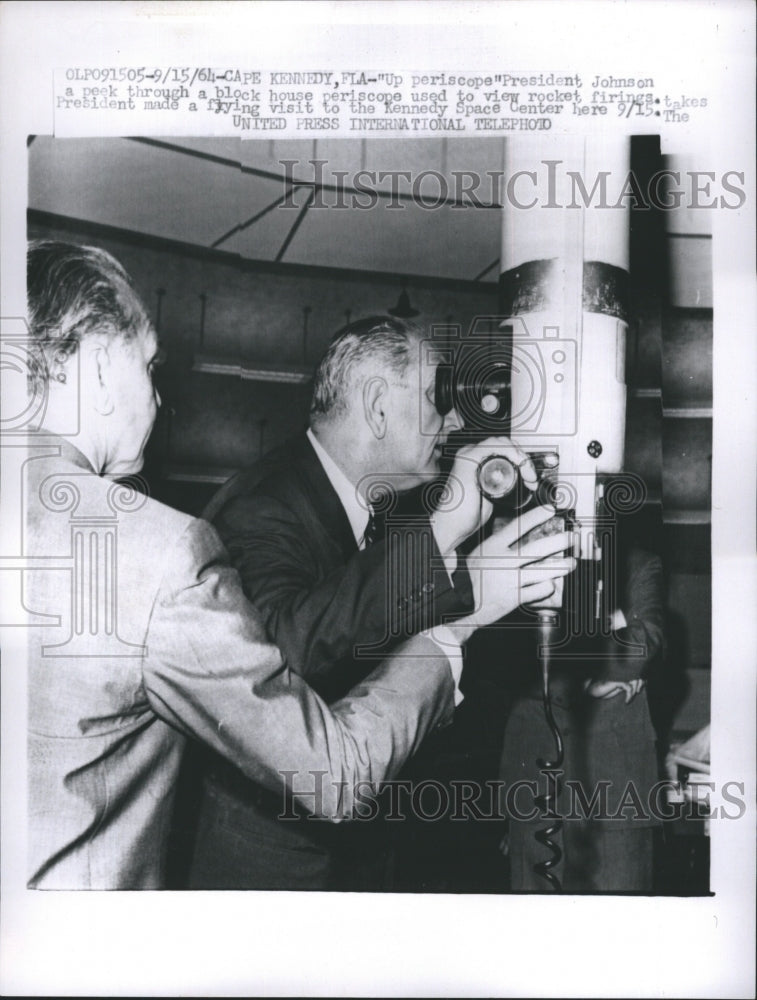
583,678,646,703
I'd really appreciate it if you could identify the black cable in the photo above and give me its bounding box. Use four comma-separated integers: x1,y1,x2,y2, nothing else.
532,610,565,892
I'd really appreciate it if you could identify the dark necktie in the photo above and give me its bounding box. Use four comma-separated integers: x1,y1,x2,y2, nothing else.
363,504,387,547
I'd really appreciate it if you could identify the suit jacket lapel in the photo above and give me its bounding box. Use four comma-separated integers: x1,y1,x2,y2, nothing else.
295,434,359,558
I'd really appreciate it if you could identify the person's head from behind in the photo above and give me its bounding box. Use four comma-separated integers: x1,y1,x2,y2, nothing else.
309,315,461,492
27,240,162,476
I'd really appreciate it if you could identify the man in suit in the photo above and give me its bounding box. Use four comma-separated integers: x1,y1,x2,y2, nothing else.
186,315,546,890
20,242,573,889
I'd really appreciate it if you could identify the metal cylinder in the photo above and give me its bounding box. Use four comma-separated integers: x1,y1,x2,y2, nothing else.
477,454,519,501
499,136,631,559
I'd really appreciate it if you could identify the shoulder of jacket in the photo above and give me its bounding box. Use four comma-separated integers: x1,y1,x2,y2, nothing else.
203,436,306,520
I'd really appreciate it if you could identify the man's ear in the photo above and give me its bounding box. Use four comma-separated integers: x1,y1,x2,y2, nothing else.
83,339,115,417
363,376,388,439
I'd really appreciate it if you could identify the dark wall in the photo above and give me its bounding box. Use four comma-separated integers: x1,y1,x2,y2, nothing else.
622,137,712,738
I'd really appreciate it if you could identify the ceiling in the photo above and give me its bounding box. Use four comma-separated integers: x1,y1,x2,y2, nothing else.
28,136,507,284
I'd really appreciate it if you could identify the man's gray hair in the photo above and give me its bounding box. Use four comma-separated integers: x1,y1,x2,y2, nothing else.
310,315,423,421
26,240,152,389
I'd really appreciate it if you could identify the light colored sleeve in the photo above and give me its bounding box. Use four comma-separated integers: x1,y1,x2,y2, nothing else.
142,519,457,821
424,624,465,706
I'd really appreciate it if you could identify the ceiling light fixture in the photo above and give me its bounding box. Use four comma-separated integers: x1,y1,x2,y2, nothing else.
388,279,420,318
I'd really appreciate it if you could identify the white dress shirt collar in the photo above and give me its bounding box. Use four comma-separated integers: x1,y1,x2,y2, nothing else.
306,427,370,548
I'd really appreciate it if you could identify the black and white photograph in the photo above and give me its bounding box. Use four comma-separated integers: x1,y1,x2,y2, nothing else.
1,3,754,996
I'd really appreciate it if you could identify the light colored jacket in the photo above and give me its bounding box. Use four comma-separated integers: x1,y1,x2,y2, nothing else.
25,436,455,888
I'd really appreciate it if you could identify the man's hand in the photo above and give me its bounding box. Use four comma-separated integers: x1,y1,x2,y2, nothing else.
432,436,538,556
446,505,575,643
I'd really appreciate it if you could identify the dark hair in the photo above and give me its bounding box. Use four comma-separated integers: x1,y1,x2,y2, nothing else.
26,240,152,387
310,314,424,421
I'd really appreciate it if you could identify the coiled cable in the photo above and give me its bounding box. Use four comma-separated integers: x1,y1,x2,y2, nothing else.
533,609,565,892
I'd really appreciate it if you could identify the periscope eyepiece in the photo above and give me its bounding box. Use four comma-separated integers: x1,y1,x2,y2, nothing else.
434,353,511,429
476,455,519,502
476,451,561,506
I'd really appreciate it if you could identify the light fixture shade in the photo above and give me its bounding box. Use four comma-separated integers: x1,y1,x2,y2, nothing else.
388,282,420,318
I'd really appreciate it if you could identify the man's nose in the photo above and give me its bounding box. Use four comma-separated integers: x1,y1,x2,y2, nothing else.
443,407,463,433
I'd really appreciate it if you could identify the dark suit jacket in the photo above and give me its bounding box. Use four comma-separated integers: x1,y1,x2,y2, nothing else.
23,435,457,889
206,432,473,699
184,432,473,889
